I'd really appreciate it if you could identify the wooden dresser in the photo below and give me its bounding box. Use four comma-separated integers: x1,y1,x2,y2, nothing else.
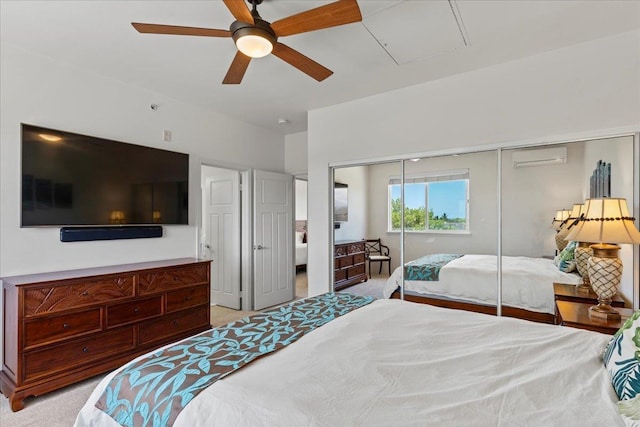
0,258,211,411
334,240,367,290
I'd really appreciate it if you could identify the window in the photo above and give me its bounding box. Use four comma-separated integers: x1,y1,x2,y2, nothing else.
388,170,469,233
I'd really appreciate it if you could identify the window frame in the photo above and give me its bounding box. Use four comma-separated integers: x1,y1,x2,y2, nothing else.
387,170,470,234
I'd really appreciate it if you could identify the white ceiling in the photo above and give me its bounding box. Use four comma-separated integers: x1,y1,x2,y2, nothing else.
1,0,639,135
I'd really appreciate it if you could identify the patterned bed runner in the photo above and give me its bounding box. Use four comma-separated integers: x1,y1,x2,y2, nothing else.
404,254,463,281
95,292,374,427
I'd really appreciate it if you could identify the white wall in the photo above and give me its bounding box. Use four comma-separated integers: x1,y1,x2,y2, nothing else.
0,43,285,277
307,30,640,297
501,142,585,258
295,179,308,220
284,131,308,176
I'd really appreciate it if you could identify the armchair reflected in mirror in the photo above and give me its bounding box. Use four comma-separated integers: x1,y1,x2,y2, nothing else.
365,238,391,278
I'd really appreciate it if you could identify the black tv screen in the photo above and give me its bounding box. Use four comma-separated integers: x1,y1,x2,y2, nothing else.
21,124,189,227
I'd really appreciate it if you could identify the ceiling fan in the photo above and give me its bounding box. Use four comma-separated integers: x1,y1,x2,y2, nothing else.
132,0,362,84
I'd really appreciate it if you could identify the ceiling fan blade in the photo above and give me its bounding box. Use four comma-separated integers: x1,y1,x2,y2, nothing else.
132,23,230,37
222,51,252,84
223,0,254,24
272,42,333,82
271,0,361,37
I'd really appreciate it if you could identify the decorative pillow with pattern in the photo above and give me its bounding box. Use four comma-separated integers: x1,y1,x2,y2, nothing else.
554,240,577,272
604,310,640,401
618,395,640,427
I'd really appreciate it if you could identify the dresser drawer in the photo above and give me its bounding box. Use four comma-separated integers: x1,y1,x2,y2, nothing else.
138,264,209,295
106,296,162,328
339,256,354,268
24,327,135,381
24,308,102,349
347,264,365,278
353,253,365,264
138,308,210,346
347,242,364,254
24,275,135,316
335,269,347,283
166,285,209,313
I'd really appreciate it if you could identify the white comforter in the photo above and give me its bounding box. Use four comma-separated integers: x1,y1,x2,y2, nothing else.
383,254,582,314
75,299,621,427
295,242,307,266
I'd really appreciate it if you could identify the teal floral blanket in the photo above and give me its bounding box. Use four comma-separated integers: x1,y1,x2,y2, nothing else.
404,254,463,281
95,292,374,427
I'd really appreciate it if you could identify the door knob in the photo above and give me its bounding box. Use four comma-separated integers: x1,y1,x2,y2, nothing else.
254,245,265,250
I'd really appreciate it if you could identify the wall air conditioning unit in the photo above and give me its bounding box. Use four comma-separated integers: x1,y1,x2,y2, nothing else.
512,146,567,168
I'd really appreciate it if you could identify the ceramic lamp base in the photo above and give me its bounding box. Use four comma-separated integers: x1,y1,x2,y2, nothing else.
576,282,592,295
589,302,621,320
587,243,622,321
555,232,568,252
575,243,592,291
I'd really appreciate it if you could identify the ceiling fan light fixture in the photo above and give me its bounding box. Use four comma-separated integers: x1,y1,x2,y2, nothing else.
231,20,276,59
236,33,273,58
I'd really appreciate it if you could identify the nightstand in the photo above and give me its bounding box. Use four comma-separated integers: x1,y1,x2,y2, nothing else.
553,282,625,307
555,300,633,334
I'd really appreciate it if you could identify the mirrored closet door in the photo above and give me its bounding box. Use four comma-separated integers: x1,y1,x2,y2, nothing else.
331,133,638,313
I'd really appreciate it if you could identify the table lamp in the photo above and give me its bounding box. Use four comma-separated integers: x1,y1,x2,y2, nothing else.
551,209,571,231
574,241,593,293
566,198,640,320
555,204,583,252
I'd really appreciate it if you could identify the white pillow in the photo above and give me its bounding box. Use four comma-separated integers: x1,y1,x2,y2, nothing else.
295,231,305,244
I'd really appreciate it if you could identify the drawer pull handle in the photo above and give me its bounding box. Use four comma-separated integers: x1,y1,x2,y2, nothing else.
185,296,192,301
82,291,89,296
173,320,179,327
173,276,179,281
82,347,89,353
63,323,70,329
133,307,140,313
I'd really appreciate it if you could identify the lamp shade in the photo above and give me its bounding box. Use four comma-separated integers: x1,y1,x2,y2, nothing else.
565,198,640,244
551,209,571,230
558,203,585,233
569,203,585,219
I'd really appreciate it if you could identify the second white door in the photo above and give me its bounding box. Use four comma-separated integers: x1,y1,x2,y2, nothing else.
253,170,294,310
203,168,241,309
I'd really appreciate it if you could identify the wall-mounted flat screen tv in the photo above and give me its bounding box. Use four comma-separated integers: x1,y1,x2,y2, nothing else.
21,124,189,227
334,182,348,222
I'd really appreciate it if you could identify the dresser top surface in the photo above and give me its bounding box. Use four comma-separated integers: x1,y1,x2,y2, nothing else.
335,240,364,245
1,258,210,285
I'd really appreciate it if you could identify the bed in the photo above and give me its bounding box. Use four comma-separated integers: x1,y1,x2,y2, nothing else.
383,254,582,323
295,222,307,271
74,293,631,427
295,241,307,270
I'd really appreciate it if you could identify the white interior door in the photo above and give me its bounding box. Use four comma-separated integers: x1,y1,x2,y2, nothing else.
203,168,241,309
253,170,294,310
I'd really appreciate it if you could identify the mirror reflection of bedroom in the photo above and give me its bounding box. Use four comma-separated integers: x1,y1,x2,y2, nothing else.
331,135,636,321
295,177,309,299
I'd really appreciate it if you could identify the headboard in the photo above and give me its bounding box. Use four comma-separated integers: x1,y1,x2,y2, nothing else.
296,220,307,243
